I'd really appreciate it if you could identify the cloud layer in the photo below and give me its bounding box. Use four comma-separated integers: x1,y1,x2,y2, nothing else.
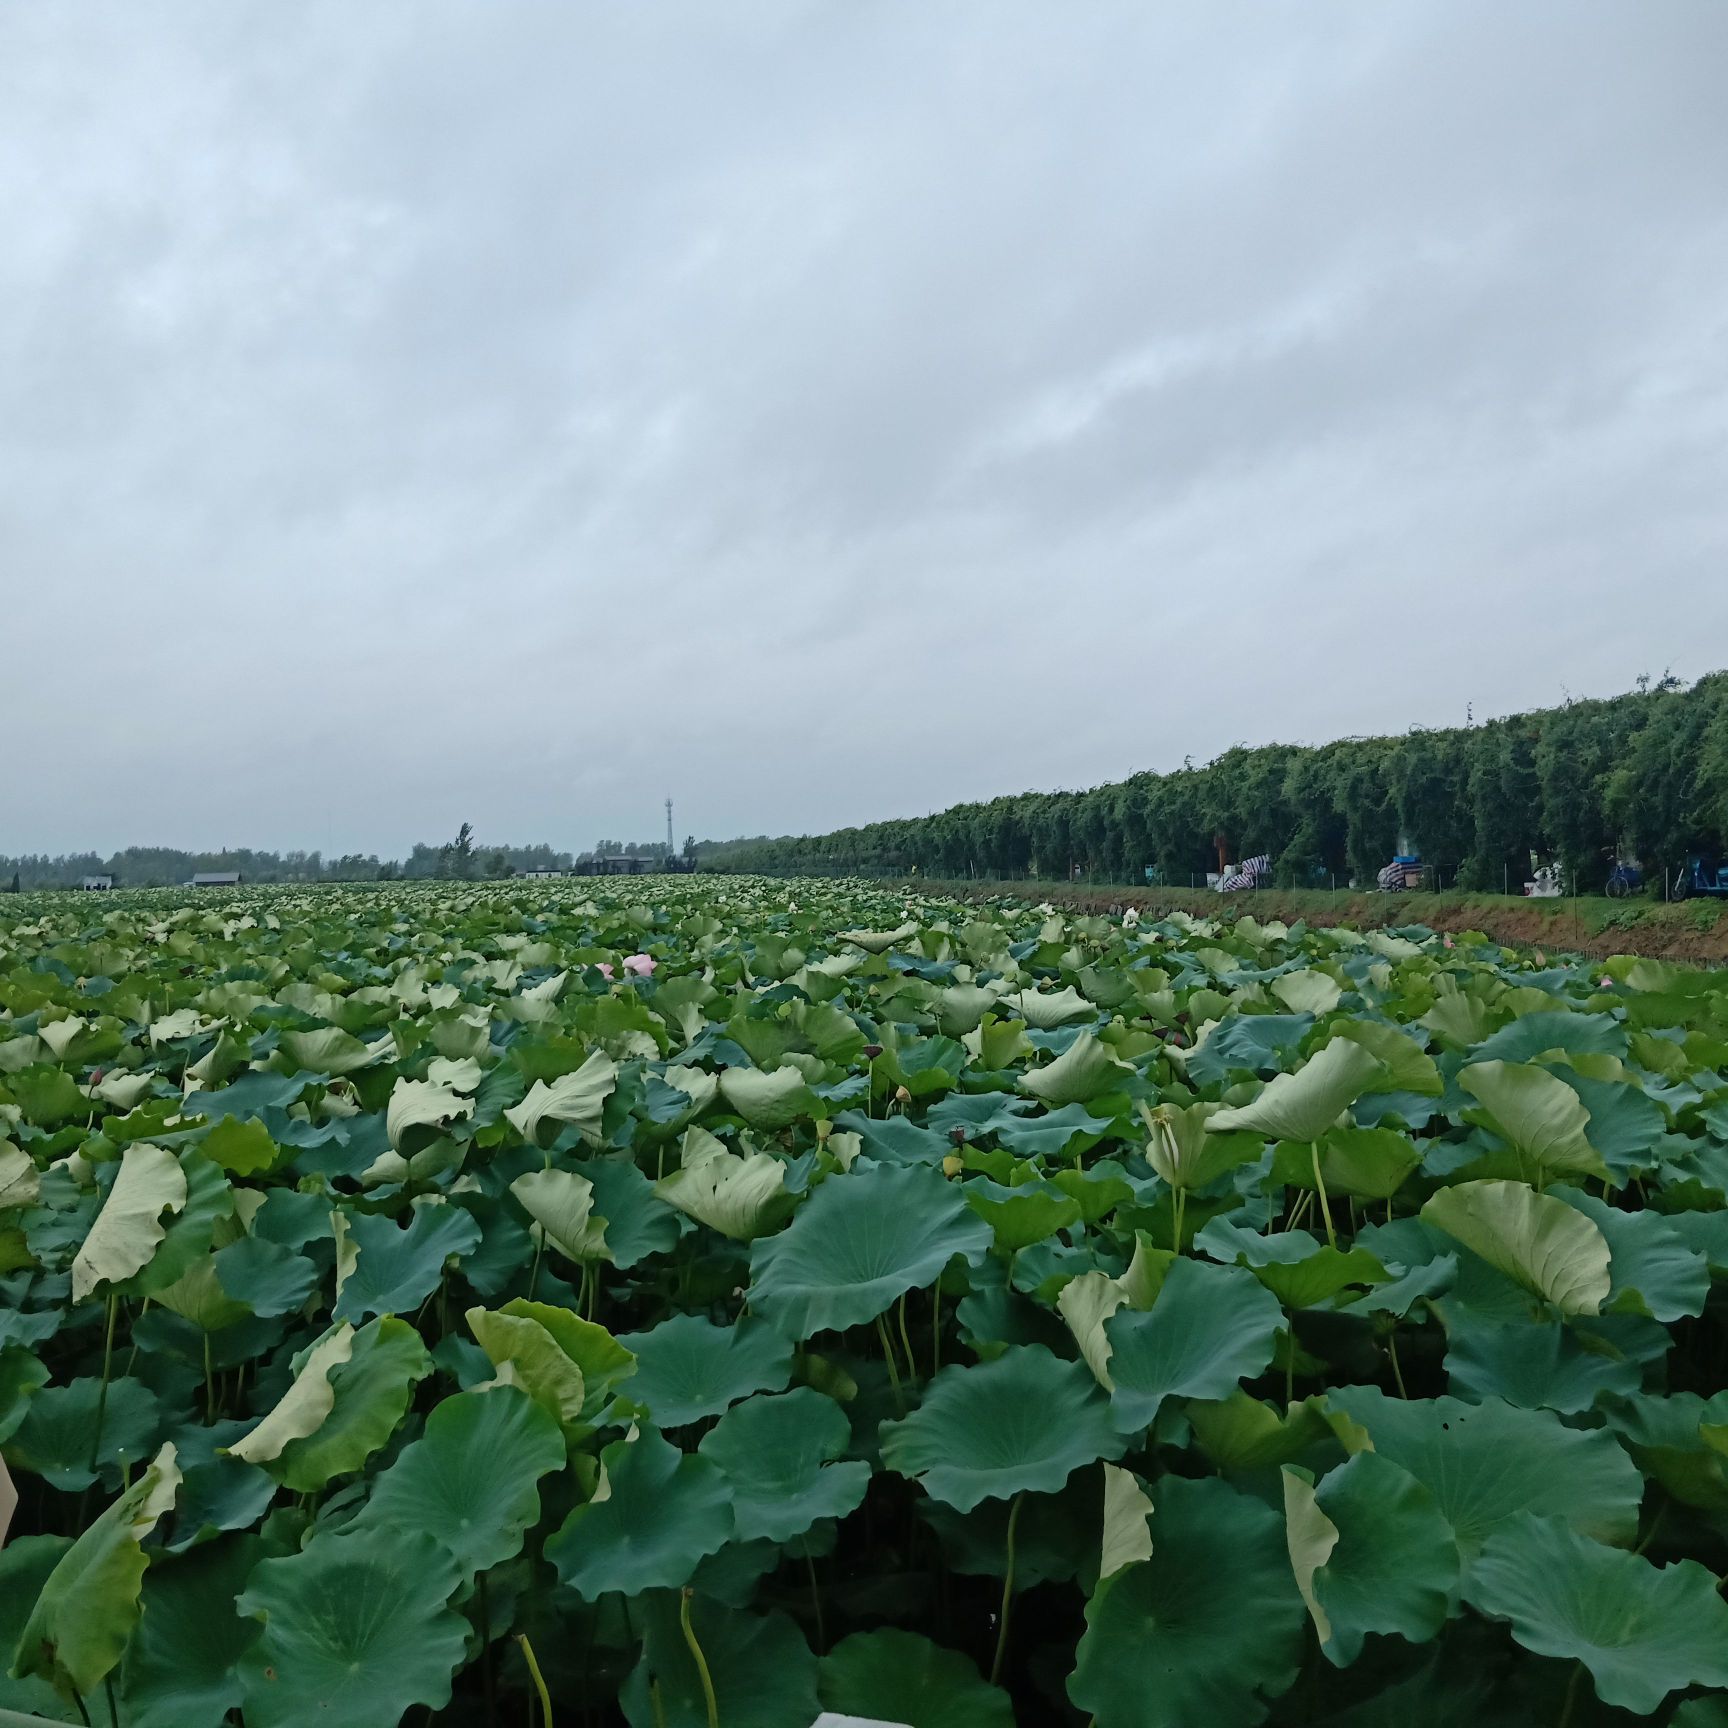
5,3,1726,853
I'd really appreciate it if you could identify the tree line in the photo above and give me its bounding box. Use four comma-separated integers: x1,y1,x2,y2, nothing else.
697,674,1728,892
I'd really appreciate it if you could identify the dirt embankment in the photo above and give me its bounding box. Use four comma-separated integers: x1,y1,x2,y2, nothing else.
914,879,1728,963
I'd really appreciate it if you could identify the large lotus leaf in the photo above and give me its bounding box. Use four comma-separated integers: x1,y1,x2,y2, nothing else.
656,1126,796,1240
546,1425,733,1599
1016,1033,1126,1106
70,1142,188,1302
1099,1462,1155,1581
149,1254,251,1332
384,1077,474,1153
332,1200,482,1322
1194,1219,1391,1309
1471,1010,1626,1065
1325,1387,1643,1556
510,1167,608,1263
1186,1391,1336,1475
1179,1012,1314,1088
1272,1126,1423,1200
160,1421,274,1554
619,1313,792,1427
1551,1184,1709,1321
619,1596,819,1728
1145,1101,1263,1191
583,1155,678,1268
1553,1070,1665,1180
15,1441,180,1698
999,986,1095,1029
237,1527,468,1728
1056,1236,1169,1388
988,1101,1114,1160
1457,1061,1610,1182
1421,1180,1610,1316
211,1235,318,1320
1069,1474,1305,1728
748,1161,992,1338
1335,1019,1442,1094
7,1375,162,1492
198,1115,280,1177
246,1318,431,1492
504,1049,617,1147
1206,1038,1384,1143
719,1065,822,1130
818,1627,1013,1728
697,1388,870,1542
879,1344,1125,1512
467,1307,586,1432
1602,1391,1728,1511
840,922,918,954
1445,1317,1641,1413
1466,1512,1728,1713
964,1177,1083,1255
119,1534,258,1728
357,1385,564,1580
1102,1257,1284,1430
227,1325,355,1467
0,1535,71,1722
1271,970,1342,1016
1282,1451,1459,1666
0,1142,40,1212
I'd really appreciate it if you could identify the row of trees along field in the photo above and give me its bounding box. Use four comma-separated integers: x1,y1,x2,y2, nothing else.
697,673,1728,892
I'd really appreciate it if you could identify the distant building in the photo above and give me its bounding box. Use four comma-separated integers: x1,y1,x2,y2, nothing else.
81,875,115,891
522,867,565,878
189,871,242,888
574,855,656,877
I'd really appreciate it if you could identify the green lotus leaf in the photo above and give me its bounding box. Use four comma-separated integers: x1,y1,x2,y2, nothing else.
1444,1317,1641,1412
748,1161,992,1338
879,1344,1126,1512
1551,1184,1710,1320
0,1534,72,1721
1325,1387,1644,1557
1194,1219,1392,1309
356,1385,564,1580
0,1347,51,1449
279,1026,385,1076
1282,1451,1459,1666
584,1155,678,1268
818,1627,1013,1728
159,1421,275,1553
1206,1038,1385,1144
656,1125,796,1240
119,1534,258,1728
719,1065,822,1130
70,1143,187,1303
15,1441,180,1699
1016,1033,1126,1106
964,1178,1083,1255
0,1143,40,1213
1457,1061,1610,1182
546,1425,733,1599
697,1387,870,1542
197,1115,280,1176
7,1375,161,1493
1069,1474,1305,1728
238,1318,431,1492
1099,1462,1154,1581
1186,1391,1335,1474
940,984,1003,1037
1605,1391,1728,1509
149,1255,251,1332
999,986,1095,1030
237,1527,468,1728
1334,1019,1441,1094
1466,1511,1728,1713
211,1235,318,1319
1272,1126,1423,1200
840,922,919,954
1145,1101,1263,1191
384,1077,474,1153
619,1313,792,1428
332,1200,482,1322
1421,1180,1610,1316
1103,1257,1284,1430
1472,1010,1626,1065
619,1596,819,1728
510,1167,608,1263
226,1325,355,1468
1056,1236,1169,1388
1270,969,1342,1015
504,1049,617,1147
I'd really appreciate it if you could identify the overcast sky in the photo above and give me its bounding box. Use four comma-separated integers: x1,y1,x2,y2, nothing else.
5,4,1726,858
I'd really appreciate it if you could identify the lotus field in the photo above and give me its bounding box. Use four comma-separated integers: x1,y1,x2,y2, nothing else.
5,880,1728,1727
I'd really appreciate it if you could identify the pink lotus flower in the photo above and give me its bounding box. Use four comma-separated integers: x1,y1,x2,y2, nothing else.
1442,934,1454,949
595,962,614,980
623,953,656,977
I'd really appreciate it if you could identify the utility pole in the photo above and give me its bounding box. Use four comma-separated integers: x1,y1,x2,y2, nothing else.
665,798,675,858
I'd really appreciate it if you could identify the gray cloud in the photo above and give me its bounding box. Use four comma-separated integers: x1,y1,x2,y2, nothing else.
4,2,1725,854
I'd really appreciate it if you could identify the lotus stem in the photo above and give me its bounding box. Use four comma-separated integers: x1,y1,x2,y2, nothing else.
1386,1329,1408,1399
1557,1659,1584,1727
990,1492,1024,1686
89,1294,119,1471
1171,1185,1186,1255
515,1632,553,1728
1309,1143,1337,1250
875,1315,906,1413
805,1550,827,1650
931,1288,942,1373
679,1588,720,1728
897,1293,917,1381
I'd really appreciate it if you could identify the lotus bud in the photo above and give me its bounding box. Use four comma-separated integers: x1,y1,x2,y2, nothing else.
948,1126,968,1146
863,1044,883,1060
816,1119,832,1144
942,1153,964,1178
894,1085,911,1106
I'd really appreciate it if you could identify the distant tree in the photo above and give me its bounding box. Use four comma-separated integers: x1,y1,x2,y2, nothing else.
484,850,510,878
